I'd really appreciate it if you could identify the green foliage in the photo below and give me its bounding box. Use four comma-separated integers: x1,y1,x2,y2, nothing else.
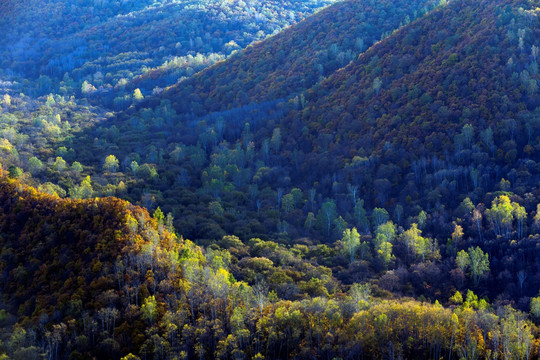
342,227,360,263
103,154,119,173
141,295,157,325
2,0,540,358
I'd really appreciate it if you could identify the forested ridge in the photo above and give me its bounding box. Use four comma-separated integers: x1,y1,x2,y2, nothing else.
0,170,539,359
0,0,336,103
160,0,441,114
2,0,540,358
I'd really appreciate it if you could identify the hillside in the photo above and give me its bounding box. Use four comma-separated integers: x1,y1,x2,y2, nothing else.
0,0,336,100
162,0,441,115
0,168,182,357
0,166,538,360
3,0,540,358
24,0,537,313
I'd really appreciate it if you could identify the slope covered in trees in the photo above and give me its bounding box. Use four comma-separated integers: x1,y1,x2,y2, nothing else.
162,0,441,115
0,168,539,359
0,0,336,101
3,0,540,358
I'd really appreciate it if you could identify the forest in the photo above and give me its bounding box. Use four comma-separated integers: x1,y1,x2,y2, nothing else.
1,0,540,358
0,0,335,103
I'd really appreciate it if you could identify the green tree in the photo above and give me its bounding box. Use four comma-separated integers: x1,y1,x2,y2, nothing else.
290,188,303,206
209,201,224,216
401,223,422,259
141,295,157,326
281,193,294,214
377,241,394,269
333,216,347,237
317,200,337,236
7,165,22,179
133,88,144,101
417,210,427,229
468,246,489,286
354,199,370,232
512,203,527,239
342,227,360,263
376,221,396,243
372,207,389,228
349,283,371,311
304,212,315,233
531,292,540,318
71,161,83,173
103,155,119,173
485,195,513,238
455,250,470,273
53,156,67,172
28,156,43,174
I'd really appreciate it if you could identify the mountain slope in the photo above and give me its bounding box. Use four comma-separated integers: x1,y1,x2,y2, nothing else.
263,0,540,207
0,0,336,98
55,0,540,244
162,0,441,115
0,168,182,357
294,0,540,160
0,167,538,360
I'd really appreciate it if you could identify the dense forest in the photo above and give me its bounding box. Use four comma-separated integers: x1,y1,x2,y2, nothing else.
0,0,336,102
0,169,539,359
1,0,540,358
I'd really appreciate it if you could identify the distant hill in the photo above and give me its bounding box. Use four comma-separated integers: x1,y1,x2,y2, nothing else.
0,0,336,99
56,0,540,243
162,0,440,115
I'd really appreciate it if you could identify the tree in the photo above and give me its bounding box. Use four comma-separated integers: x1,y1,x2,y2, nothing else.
342,228,360,263
304,212,315,233
209,201,224,216
71,161,83,173
81,81,97,94
290,188,303,206
417,210,427,229
7,165,22,179
401,223,427,260
354,199,370,232
472,208,483,240
462,124,474,148
449,222,464,255
133,88,144,101
28,156,43,174
531,292,540,318
141,295,157,326
317,200,337,236
534,204,540,231
349,283,370,311
468,246,489,287
70,176,93,199
394,204,404,224
103,155,119,173
270,128,281,153
373,77,382,94
485,195,513,238
281,193,294,214
512,203,526,239
376,221,396,243
377,241,394,270
455,250,470,273
53,156,67,172
372,208,389,228
333,216,347,237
